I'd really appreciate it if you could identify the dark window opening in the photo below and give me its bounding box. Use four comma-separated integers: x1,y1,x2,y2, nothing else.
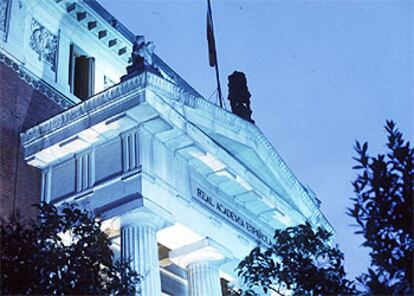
69,44,95,100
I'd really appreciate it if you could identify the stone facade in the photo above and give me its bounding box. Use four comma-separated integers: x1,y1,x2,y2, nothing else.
1,1,333,295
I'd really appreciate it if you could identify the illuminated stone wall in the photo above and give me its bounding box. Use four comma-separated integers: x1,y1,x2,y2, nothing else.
1,1,333,294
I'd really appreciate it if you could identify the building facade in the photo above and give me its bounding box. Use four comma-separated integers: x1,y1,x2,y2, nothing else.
0,0,332,295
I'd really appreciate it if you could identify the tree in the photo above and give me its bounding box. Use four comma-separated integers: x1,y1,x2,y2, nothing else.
0,203,141,295
236,222,355,296
349,120,413,295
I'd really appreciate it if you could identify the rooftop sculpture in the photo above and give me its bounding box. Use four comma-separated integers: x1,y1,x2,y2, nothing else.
227,71,255,124
121,35,161,81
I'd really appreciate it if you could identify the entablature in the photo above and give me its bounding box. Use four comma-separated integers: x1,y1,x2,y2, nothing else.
54,0,132,64
20,70,333,234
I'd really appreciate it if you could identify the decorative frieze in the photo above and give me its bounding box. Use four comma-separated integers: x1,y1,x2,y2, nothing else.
0,0,9,34
16,65,332,233
20,73,148,145
0,49,74,109
29,18,58,70
192,93,334,233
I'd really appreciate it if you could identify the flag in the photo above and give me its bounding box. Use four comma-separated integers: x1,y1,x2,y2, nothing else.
207,0,217,67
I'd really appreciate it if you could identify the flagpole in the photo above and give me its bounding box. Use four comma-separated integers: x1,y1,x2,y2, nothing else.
207,0,224,108
215,55,224,108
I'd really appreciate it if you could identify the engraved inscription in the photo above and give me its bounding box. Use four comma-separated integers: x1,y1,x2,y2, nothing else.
195,187,272,245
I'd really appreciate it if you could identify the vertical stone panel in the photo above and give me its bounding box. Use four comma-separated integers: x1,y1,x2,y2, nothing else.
122,129,140,173
75,152,94,193
40,167,52,203
122,133,130,172
74,150,94,193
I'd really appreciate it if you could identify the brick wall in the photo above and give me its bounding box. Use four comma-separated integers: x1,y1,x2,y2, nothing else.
0,62,64,220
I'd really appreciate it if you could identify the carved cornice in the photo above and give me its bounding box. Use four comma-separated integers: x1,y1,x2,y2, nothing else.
20,73,147,145
51,0,132,64
0,49,75,109
0,0,332,232
19,68,333,233
187,88,334,233
20,72,198,146
145,71,197,108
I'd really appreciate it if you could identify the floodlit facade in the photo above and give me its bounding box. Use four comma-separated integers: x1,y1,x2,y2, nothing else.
0,0,333,295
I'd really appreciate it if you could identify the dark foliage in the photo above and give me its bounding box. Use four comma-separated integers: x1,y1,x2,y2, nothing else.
349,120,413,295
236,222,356,295
0,203,141,295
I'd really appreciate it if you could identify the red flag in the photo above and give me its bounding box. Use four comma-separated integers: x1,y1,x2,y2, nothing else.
207,0,217,67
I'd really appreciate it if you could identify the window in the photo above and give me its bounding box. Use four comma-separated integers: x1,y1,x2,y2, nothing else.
69,44,95,100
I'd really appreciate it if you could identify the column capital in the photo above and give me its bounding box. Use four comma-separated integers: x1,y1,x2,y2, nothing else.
121,207,171,230
120,208,169,231
171,238,231,296
169,237,233,268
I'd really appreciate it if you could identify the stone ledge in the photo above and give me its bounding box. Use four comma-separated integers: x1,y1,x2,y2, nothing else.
0,48,76,110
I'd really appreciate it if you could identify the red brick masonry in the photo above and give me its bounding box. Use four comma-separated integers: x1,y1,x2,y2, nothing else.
0,62,63,219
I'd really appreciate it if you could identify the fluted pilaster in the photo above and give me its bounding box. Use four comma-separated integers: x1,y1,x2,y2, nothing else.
187,260,222,296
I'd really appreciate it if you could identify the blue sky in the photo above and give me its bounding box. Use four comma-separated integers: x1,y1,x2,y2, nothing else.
98,0,413,279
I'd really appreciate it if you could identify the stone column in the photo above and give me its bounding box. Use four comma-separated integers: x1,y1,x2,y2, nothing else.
169,238,231,296
187,260,222,296
121,210,166,296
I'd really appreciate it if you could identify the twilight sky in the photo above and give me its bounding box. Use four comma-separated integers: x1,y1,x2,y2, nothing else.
98,0,413,280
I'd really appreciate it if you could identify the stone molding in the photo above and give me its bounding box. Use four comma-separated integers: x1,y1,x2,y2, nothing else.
20,75,147,146
190,100,334,234
19,68,332,233
54,0,132,64
20,71,196,145
0,49,75,109
0,0,332,233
